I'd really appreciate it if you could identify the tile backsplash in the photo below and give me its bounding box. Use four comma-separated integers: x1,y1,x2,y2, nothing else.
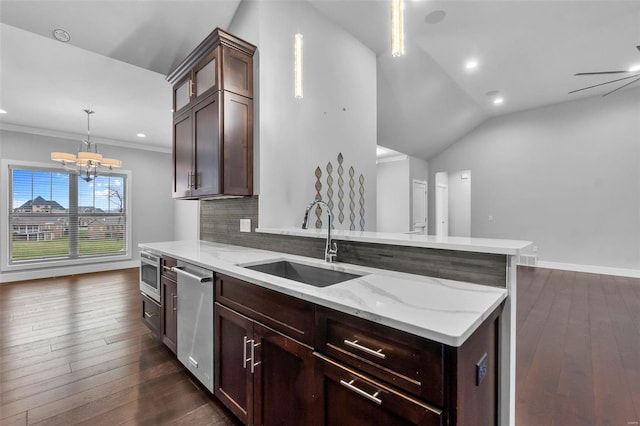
200,196,507,287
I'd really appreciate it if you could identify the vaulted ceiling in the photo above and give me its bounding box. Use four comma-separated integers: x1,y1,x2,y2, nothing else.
1,0,639,159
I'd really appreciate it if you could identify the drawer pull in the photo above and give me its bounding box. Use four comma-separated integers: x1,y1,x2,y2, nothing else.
343,339,386,359
144,311,156,318
251,341,261,373
339,379,382,405
162,265,173,271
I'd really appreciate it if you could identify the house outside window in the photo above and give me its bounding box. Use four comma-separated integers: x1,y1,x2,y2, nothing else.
6,163,130,265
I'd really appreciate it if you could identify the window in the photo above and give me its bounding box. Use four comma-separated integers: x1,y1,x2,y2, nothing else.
8,164,128,265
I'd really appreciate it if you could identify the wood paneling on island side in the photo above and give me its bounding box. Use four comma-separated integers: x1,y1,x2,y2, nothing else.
200,197,507,287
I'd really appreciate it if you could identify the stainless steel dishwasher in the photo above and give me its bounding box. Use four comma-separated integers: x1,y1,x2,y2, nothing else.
172,260,214,393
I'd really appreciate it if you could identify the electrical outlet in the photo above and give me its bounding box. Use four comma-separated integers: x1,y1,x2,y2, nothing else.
240,219,251,233
488,215,494,221
476,353,488,386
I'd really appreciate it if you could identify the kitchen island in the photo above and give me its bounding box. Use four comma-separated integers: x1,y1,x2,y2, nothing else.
139,237,528,425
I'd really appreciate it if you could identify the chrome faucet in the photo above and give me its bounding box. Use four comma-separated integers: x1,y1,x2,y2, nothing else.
302,200,337,263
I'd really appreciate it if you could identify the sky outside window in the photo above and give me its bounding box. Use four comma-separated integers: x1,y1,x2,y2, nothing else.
12,168,124,212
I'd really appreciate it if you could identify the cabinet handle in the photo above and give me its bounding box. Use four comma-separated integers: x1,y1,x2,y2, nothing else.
172,294,177,312
343,339,386,359
339,379,382,405
162,265,173,271
251,341,261,373
243,336,251,369
189,79,195,97
144,311,156,318
171,266,212,283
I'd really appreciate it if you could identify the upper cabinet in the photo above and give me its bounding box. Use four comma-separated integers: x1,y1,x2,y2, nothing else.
167,28,256,199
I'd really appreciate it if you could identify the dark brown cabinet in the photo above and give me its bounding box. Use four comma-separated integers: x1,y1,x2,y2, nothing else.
161,276,177,354
168,28,256,199
141,292,161,336
215,297,315,425
160,256,178,354
213,272,500,425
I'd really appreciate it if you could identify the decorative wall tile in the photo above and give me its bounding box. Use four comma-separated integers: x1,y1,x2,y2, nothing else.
337,153,345,224
326,162,334,229
359,174,365,231
311,152,366,230
348,166,356,231
314,166,322,229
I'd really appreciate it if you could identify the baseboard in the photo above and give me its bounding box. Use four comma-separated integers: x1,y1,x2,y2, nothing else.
535,261,640,279
0,260,140,284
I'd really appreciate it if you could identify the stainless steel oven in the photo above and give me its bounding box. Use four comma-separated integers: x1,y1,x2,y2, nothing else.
140,250,161,303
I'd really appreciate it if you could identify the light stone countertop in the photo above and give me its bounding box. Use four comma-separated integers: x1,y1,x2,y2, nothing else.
257,227,531,255
139,240,508,347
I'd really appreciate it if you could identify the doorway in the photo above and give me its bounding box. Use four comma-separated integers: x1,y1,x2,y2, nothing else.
435,172,448,237
411,179,427,234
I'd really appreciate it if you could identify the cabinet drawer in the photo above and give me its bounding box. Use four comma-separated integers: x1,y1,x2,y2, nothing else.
161,256,178,281
315,353,442,426
141,293,161,335
215,274,315,346
316,307,444,406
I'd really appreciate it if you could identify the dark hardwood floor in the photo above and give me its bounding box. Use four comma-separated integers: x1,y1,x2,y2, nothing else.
516,266,640,426
1,266,639,425
0,269,239,426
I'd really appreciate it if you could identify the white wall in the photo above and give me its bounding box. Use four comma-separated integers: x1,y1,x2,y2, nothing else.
448,170,471,237
429,87,640,271
376,159,410,232
0,129,174,282
229,1,378,231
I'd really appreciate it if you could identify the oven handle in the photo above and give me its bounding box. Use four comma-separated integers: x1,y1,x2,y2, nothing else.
171,266,213,283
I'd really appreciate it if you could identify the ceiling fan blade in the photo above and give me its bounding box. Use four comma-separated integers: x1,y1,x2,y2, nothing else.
568,73,640,94
603,75,640,96
575,71,629,75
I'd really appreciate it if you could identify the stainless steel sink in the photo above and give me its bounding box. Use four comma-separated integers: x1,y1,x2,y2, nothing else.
243,260,363,287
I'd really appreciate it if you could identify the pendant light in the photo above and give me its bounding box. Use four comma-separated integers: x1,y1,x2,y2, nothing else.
51,109,122,182
294,33,304,98
391,0,405,57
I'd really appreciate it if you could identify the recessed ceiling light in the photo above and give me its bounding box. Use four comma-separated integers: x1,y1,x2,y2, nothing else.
629,64,640,72
425,10,446,25
465,59,479,71
493,97,504,105
52,29,71,43
0,109,7,114
137,133,146,138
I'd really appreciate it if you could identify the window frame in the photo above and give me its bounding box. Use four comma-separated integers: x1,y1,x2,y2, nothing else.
1,159,133,272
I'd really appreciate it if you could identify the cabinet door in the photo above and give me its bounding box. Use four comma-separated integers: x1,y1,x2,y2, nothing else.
193,92,222,197
215,302,253,424
173,73,192,115
223,92,253,195
193,49,219,100
314,354,442,426
253,322,315,426
173,111,193,198
161,277,177,354
222,45,253,98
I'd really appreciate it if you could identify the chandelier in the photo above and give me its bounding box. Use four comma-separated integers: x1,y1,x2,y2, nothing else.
51,109,122,182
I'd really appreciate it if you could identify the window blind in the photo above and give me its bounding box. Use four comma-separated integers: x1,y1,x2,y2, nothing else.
9,166,127,264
